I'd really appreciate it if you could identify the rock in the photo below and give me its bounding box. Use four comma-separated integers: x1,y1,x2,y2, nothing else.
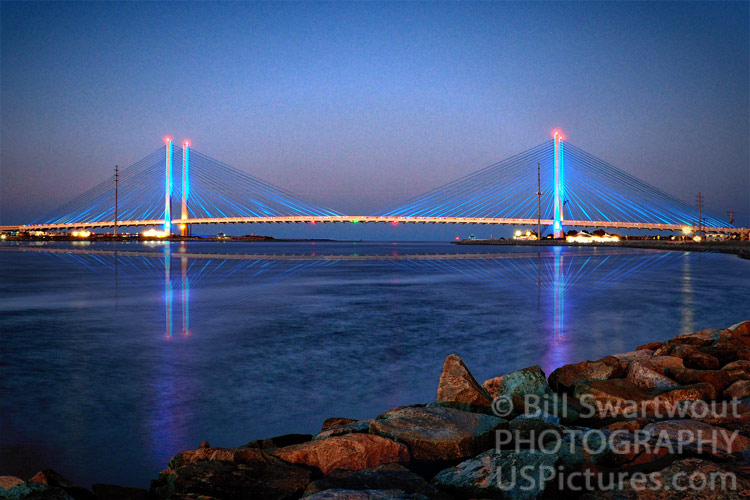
91,484,149,500
376,404,427,420
29,470,73,488
436,353,492,412
574,379,650,417
303,464,452,499
369,405,506,464
271,433,409,475
724,380,750,400
643,419,750,454
640,355,685,375
728,320,750,335
666,366,732,393
699,341,750,366
28,470,93,500
652,344,720,369
432,449,557,500
506,414,570,449
626,361,679,390
482,376,504,399
199,440,210,449
574,379,713,418
612,349,654,371
722,360,750,380
587,458,750,499
243,433,313,450
645,383,716,413
497,365,553,412
150,447,311,499
670,329,721,346
637,341,663,351
315,420,372,440
0,476,24,490
548,356,625,394
602,417,651,432
321,418,358,431
693,400,750,437
304,489,431,500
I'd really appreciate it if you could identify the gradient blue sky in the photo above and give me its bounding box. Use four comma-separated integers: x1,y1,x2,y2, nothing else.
1,1,748,238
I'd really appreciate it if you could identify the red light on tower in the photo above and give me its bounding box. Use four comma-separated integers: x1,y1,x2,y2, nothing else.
391,221,398,226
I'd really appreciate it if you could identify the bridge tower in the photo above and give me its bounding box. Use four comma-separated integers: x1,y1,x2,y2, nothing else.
553,132,565,238
181,141,190,236
164,138,173,234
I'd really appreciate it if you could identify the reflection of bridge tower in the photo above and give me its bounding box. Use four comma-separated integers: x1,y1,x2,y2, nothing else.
163,244,191,338
553,132,565,238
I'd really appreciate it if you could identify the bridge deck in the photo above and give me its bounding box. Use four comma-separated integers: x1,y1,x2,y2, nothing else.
0,216,743,233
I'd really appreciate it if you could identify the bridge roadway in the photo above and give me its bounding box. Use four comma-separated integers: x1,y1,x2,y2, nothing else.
0,216,744,234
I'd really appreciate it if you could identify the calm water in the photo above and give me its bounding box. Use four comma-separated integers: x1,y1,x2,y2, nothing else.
1,240,748,488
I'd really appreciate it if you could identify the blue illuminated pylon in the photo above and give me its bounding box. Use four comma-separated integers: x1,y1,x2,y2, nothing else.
164,139,173,234
180,141,190,236
553,132,564,238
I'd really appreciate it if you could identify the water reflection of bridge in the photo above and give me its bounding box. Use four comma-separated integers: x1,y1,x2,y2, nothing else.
2,244,691,340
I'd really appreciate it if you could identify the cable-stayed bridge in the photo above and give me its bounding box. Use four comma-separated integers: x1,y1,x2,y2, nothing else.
1,134,742,235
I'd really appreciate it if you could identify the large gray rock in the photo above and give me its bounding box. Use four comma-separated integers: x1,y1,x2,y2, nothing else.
369,406,506,464
496,366,553,413
436,354,492,412
626,361,678,390
432,449,557,500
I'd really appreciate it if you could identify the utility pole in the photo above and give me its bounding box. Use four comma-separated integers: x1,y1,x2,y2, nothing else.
536,162,542,241
114,165,119,237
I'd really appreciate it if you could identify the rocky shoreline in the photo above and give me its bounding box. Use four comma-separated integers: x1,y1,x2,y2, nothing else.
4,321,750,499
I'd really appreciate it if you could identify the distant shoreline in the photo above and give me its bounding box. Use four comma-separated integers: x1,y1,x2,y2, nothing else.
454,238,750,259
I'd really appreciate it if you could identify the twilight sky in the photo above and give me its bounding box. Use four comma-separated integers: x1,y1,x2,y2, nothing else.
1,1,748,238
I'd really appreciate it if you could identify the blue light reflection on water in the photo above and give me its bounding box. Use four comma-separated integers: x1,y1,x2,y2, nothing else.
0,240,748,488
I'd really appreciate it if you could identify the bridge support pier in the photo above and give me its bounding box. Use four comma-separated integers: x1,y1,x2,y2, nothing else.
164,139,173,234
553,132,564,238
181,141,190,237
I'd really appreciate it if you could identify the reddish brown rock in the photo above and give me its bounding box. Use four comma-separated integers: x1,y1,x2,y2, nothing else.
548,356,625,394
574,379,650,417
369,405,506,463
640,355,685,375
652,343,720,369
723,360,750,381
647,382,716,409
626,361,678,390
612,349,654,371
602,417,651,432
666,366,732,393
586,458,750,499
0,476,24,491
643,419,750,454
271,433,409,475
728,320,750,335
724,380,750,400
637,341,663,351
436,353,491,411
322,417,358,431
29,469,73,488
481,376,503,399
670,329,719,346
700,341,750,366
199,440,210,449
